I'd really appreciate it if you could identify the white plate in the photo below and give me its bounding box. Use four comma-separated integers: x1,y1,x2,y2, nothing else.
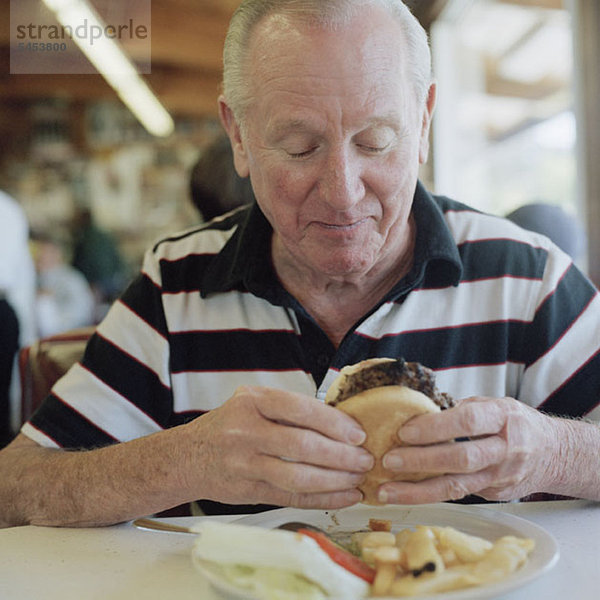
196,503,559,600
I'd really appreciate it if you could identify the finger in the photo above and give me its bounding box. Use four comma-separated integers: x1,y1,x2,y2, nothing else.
285,489,364,509
258,421,374,472
383,436,507,474
248,479,364,509
253,454,367,493
239,386,367,445
398,397,509,445
280,488,364,509
378,471,496,505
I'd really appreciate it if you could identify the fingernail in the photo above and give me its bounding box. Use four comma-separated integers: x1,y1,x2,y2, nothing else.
382,454,402,470
358,452,375,471
353,489,364,503
398,424,417,442
348,428,366,446
378,488,389,504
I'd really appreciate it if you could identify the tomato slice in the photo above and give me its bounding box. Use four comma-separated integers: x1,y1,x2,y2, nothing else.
297,528,376,583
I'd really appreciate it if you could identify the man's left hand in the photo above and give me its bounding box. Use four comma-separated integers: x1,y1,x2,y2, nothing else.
378,396,559,504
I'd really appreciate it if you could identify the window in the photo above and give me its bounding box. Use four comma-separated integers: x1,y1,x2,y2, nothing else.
430,0,577,222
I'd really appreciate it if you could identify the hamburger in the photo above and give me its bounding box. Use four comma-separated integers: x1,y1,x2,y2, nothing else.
325,358,454,504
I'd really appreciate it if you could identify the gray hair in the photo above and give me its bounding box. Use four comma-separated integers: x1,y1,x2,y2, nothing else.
222,0,433,123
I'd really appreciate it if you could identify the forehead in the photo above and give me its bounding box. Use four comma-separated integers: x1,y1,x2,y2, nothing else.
244,9,414,128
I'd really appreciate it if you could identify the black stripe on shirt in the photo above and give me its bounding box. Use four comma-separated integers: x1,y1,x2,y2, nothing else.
160,254,217,294
523,264,598,366
356,320,524,370
458,239,547,282
82,334,173,427
170,329,307,373
538,347,600,417
119,273,169,339
30,394,117,448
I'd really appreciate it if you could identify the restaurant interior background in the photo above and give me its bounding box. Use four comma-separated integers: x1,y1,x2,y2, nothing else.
1,0,599,291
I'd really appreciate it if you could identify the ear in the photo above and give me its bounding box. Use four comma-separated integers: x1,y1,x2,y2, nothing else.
218,95,250,178
418,82,437,165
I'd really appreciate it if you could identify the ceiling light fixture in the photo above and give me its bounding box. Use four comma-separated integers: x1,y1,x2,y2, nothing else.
42,0,174,137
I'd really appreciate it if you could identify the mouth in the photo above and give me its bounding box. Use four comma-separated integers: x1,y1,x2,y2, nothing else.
315,217,369,231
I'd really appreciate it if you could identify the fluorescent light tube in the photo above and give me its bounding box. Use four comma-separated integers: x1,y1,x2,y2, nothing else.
42,0,174,137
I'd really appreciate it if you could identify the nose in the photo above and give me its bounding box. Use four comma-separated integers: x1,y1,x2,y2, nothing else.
318,147,365,210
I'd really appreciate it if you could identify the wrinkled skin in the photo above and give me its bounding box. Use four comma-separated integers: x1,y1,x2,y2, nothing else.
188,386,373,508
379,396,566,503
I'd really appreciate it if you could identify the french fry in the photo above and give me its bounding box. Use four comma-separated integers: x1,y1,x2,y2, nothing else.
362,531,397,548
403,526,445,576
395,528,412,549
395,528,412,570
469,536,535,583
437,545,459,568
432,526,493,563
354,521,535,597
391,535,535,595
372,545,402,597
390,564,477,596
360,531,397,565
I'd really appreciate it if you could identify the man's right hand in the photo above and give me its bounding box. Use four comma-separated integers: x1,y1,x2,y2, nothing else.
182,385,374,509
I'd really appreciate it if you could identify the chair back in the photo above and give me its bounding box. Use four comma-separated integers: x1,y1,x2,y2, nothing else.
18,327,94,423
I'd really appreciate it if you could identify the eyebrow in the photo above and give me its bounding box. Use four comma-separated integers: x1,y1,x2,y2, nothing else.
268,115,401,139
267,119,317,138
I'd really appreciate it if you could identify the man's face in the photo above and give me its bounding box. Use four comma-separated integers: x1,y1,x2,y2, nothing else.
221,7,435,280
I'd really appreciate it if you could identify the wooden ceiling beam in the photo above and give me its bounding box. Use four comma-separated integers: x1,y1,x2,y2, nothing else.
146,67,222,117
0,43,222,119
0,73,222,119
486,76,565,101
147,2,229,72
484,57,566,100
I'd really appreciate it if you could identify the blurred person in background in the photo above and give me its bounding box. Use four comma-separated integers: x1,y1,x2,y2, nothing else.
189,134,255,222
32,232,95,338
71,207,128,314
0,190,36,447
506,202,587,262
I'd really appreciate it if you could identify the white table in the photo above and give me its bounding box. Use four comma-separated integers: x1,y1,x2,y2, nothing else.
1,500,599,599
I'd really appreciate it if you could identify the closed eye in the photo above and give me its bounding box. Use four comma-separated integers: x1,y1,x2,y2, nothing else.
359,144,389,154
288,147,318,159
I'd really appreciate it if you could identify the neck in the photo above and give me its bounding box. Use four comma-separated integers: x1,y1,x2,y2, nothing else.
274,218,415,347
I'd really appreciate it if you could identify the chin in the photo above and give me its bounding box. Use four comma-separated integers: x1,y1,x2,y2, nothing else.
309,248,376,277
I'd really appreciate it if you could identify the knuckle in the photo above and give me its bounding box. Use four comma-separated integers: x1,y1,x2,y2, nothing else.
334,445,366,470
289,431,315,458
456,403,479,432
454,444,478,471
455,439,496,472
443,477,472,501
266,460,302,492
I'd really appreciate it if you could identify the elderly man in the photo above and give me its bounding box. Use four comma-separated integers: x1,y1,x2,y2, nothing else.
1,0,599,528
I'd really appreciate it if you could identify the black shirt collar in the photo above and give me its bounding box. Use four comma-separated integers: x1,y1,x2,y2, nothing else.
200,181,462,301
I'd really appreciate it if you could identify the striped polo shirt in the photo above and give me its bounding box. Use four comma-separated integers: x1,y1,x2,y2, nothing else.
23,182,600,449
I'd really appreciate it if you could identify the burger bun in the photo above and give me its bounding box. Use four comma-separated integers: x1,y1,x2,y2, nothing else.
335,385,440,505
